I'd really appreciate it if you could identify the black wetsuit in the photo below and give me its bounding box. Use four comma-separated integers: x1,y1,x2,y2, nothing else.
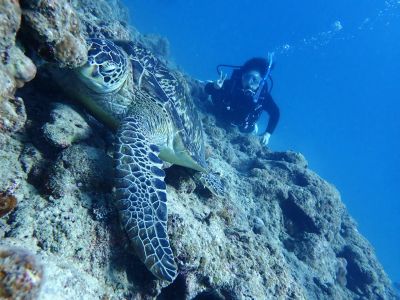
204,77,280,134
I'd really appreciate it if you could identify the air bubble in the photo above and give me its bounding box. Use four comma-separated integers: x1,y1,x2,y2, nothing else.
332,20,343,31
271,0,399,58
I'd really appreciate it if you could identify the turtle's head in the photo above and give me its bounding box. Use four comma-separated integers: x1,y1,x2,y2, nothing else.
76,39,129,94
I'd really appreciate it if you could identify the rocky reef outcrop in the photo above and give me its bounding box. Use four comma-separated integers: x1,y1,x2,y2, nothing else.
19,0,88,68
0,0,396,299
0,0,36,133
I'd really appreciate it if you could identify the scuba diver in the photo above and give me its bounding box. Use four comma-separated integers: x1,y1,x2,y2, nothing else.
204,56,280,146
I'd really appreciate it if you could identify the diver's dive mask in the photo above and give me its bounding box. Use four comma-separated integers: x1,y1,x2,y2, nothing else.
242,70,262,93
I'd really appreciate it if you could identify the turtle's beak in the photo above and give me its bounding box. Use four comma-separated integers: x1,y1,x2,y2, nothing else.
76,64,109,94
79,63,99,80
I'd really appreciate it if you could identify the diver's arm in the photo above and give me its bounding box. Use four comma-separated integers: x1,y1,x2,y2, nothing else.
260,132,271,146
263,93,280,134
205,71,227,94
205,82,218,96
214,71,227,89
258,93,279,146
205,78,232,99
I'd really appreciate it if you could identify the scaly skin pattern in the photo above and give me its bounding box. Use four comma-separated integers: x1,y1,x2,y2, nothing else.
83,39,129,93
114,115,177,282
115,40,207,169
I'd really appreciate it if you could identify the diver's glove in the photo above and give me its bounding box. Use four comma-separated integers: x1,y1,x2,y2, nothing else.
214,71,227,89
260,132,271,146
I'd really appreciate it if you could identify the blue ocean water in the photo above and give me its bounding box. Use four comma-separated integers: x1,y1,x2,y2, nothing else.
126,0,400,284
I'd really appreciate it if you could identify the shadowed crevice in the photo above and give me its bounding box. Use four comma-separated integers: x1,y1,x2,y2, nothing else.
279,198,319,238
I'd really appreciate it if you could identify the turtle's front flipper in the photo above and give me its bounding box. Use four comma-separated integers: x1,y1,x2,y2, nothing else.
114,116,177,282
198,172,225,198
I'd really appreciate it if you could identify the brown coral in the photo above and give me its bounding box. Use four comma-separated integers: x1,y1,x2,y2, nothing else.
0,192,17,218
0,247,44,299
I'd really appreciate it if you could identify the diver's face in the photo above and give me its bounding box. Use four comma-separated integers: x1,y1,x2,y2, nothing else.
242,70,262,91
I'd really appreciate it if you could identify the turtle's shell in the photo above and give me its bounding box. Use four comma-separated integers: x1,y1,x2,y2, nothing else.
60,38,208,170
115,41,207,170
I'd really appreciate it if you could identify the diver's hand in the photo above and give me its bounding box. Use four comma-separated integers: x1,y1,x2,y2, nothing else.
214,71,227,89
260,132,271,146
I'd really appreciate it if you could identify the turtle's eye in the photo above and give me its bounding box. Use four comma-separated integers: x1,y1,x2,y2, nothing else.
101,63,116,74
77,38,128,94
104,65,116,72
104,63,116,72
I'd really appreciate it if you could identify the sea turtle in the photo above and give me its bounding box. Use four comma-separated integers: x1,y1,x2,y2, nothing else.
53,38,224,282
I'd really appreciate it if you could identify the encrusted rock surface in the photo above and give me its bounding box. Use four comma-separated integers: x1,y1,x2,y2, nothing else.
0,0,36,133
0,246,44,299
20,0,88,68
0,0,37,95
42,102,92,148
0,0,397,299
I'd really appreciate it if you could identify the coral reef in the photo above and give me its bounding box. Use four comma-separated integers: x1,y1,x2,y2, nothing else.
0,96,27,133
75,0,133,41
20,0,87,68
0,0,396,299
0,0,36,133
0,246,44,300
45,143,112,198
0,0,37,95
42,102,92,149
0,193,17,218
